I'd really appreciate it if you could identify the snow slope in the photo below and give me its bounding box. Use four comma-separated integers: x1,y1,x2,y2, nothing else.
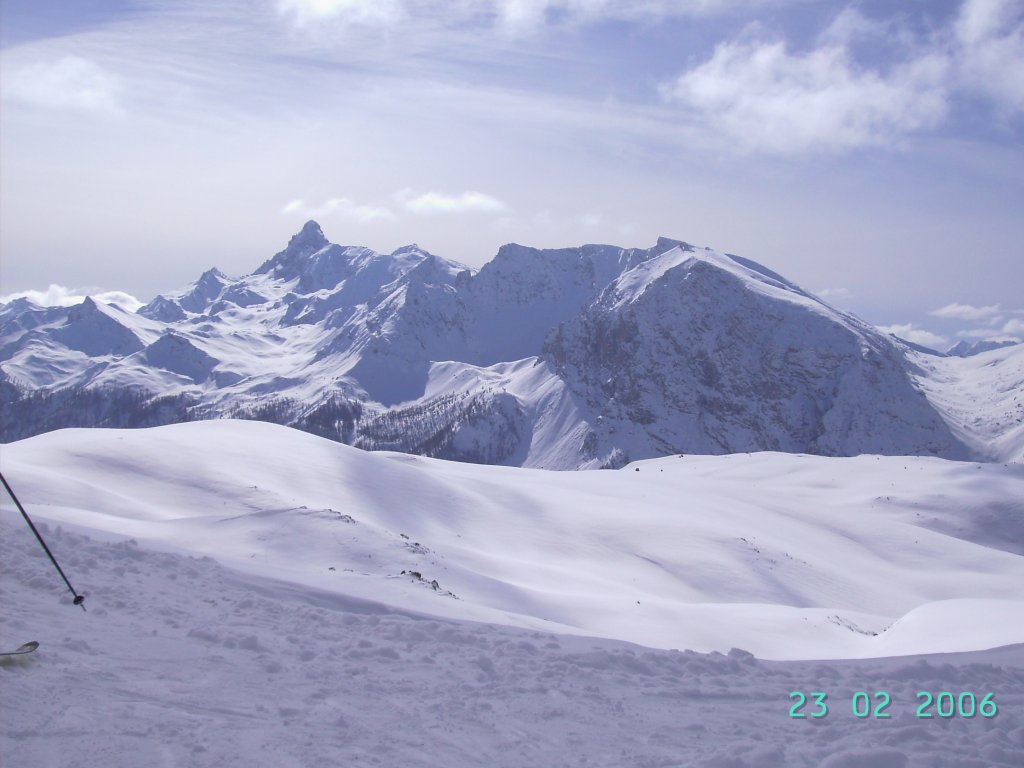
909,342,1024,462
3,420,1022,660
2,420,1023,767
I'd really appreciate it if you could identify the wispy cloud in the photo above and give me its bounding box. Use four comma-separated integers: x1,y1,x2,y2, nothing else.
396,189,508,214
282,198,395,221
1,285,142,311
277,0,810,35
1,55,122,114
877,323,948,349
930,302,1002,320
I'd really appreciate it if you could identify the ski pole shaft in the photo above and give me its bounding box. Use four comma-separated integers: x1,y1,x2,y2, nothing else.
0,470,86,611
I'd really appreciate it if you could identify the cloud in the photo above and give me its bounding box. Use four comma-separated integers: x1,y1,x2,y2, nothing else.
956,328,999,338
954,0,1024,117
279,0,809,35
877,323,948,349
1,285,142,312
282,197,395,221
930,301,1002,320
496,0,551,34
493,0,814,31
1003,317,1024,335
818,7,891,46
816,287,851,300
396,189,508,214
659,38,949,154
1,56,121,114
956,328,1022,341
278,0,407,27
657,1,1024,155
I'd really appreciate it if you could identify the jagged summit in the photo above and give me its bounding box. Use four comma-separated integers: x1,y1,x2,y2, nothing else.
74,295,100,312
254,220,331,277
3,226,1020,466
392,243,425,255
288,219,328,253
197,267,228,282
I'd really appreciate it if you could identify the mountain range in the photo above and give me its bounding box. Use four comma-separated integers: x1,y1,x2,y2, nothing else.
2,221,1021,467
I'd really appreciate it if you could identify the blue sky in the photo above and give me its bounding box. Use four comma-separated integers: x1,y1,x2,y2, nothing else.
1,0,1022,349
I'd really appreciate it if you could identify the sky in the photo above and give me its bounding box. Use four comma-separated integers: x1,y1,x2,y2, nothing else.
1,0,1022,350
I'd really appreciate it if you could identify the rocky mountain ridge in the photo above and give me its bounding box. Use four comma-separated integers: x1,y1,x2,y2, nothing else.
2,221,1021,466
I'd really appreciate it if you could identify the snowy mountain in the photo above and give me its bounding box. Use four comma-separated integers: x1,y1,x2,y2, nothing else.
2,222,1020,465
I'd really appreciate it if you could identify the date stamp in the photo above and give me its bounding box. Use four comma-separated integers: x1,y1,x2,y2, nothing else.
788,691,999,719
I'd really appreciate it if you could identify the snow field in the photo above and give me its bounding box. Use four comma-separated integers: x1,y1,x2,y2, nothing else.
2,419,1023,766
3,518,1023,768
3,421,1023,660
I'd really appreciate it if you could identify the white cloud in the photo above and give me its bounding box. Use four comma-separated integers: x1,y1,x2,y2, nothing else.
954,0,1024,117
278,0,406,27
282,197,395,221
1003,317,1024,335
1,285,142,312
1,56,121,114
956,0,1019,45
496,0,551,34
396,189,508,214
877,323,948,349
816,287,850,300
659,38,949,154
656,1,1024,155
930,301,1002,320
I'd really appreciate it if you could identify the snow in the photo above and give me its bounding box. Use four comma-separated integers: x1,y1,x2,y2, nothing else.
2,420,1023,767
909,342,1024,462
3,421,1022,659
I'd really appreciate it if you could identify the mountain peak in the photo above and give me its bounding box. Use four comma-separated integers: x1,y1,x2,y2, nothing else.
392,244,424,256
254,220,331,277
292,220,328,250
199,267,227,282
655,236,688,252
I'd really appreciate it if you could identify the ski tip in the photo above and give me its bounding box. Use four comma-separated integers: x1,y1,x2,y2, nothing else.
0,641,40,656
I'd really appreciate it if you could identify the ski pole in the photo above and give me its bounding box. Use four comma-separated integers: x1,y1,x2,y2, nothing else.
0,470,86,611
